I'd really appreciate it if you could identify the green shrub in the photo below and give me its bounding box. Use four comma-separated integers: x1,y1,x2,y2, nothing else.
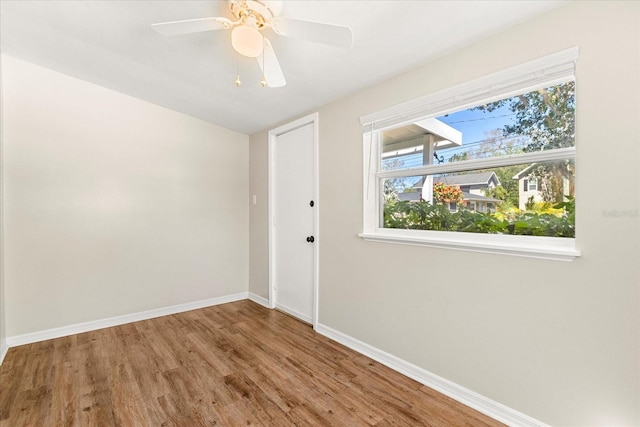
383,197,575,237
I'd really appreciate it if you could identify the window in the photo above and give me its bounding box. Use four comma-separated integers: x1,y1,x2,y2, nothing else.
524,178,538,192
361,48,580,261
528,178,538,192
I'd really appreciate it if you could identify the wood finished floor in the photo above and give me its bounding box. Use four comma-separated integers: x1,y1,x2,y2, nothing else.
0,300,505,426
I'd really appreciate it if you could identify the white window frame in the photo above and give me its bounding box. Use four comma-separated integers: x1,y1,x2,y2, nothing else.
360,47,580,261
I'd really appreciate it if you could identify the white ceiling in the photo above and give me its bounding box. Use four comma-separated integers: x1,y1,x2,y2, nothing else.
0,1,565,135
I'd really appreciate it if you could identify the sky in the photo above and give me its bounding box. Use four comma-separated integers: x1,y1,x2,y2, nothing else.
438,104,514,146
435,103,519,162
382,102,520,171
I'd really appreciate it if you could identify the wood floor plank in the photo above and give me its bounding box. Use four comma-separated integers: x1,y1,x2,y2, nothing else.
0,300,505,426
0,345,29,422
242,365,301,415
119,323,172,400
105,362,147,427
76,331,117,426
223,371,288,425
49,338,80,427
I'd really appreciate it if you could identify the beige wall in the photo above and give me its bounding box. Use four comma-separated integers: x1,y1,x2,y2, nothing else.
250,2,639,425
2,55,249,337
0,54,6,353
249,130,269,300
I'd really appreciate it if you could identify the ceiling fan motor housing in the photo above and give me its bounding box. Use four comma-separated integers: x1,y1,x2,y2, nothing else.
229,0,283,28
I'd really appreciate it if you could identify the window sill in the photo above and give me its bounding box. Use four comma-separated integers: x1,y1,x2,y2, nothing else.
359,229,580,261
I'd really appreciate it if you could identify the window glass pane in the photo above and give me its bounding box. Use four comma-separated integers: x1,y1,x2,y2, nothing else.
381,136,431,172
382,160,575,237
382,174,426,201
381,81,575,171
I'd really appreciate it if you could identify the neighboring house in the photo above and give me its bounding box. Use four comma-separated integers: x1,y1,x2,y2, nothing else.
398,171,501,212
512,164,571,210
461,191,500,213
513,165,543,210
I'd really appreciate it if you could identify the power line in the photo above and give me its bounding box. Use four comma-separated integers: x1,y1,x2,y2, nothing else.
440,113,516,125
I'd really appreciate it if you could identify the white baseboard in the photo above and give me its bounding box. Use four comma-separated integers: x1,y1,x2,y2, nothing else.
0,338,8,365
316,323,549,427
275,303,312,324
6,292,249,348
248,292,270,308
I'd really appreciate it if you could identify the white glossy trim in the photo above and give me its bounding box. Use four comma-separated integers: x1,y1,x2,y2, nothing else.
316,323,550,427
275,303,312,325
312,114,320,330
360,229,579,261
6,292,249,347
361,47,578,130
248,292,270,308
377,147,575,180
0,339,8,365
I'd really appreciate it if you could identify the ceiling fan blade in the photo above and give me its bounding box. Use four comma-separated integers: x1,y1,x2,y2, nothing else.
258,39,286,87
151,17,231,36
272,17,353,49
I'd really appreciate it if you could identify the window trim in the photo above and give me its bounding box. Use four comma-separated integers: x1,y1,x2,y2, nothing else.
378,147,575,180
359,229,580,262
360,47,580,261
361,47,578,131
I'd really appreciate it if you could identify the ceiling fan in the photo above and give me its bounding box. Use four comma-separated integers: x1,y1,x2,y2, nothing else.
151,0,353,88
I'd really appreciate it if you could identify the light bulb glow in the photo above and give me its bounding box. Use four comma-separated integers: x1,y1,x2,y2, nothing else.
231,25,264,58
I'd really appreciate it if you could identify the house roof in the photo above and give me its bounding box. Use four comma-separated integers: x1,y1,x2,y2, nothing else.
436,171,500,186
411,171,500,189
382,118,462,153
512,164,536,180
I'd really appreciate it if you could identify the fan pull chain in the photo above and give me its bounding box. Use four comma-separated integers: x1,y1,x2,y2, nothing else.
260,40,267,87
234,47,268,88
235,53,242,87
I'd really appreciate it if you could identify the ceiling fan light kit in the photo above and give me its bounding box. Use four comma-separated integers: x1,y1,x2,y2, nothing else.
152,0,353,88
231,24,264,58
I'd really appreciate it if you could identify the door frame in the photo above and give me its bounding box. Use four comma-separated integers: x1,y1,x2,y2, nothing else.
268,112,319,329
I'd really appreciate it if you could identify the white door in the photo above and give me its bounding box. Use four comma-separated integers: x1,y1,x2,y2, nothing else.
270,116,316,325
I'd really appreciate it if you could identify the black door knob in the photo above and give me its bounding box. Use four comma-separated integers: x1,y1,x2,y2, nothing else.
309,200,314,207
306,236,315,243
